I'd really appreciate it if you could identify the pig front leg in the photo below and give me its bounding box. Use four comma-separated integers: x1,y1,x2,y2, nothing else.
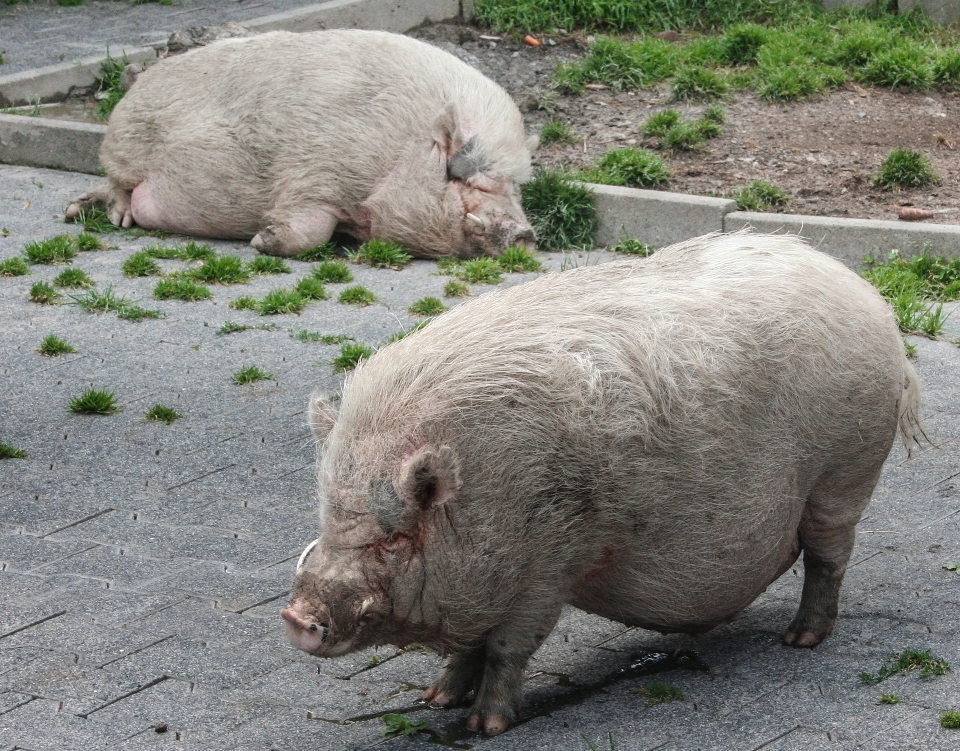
423,647,484,708
465,589,562,735
251,206,340,257
65,182,133,228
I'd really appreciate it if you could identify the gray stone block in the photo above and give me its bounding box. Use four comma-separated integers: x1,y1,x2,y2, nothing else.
900,0,960,24
724,211,960,269
0,113,106,174
590,182,735,249
247,0,461,34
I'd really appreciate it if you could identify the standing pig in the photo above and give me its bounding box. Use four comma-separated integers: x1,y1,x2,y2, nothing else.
65,30,536,258
283,233,922,734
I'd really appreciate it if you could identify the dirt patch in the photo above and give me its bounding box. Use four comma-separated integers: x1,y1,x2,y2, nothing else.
413,23,960,228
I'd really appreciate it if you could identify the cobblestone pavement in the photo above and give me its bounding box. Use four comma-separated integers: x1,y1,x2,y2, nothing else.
1,165,959,751
0,0,334,75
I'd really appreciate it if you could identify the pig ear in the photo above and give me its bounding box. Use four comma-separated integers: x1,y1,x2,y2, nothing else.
308,394,338,440
396,445,461,510
447,136,491,182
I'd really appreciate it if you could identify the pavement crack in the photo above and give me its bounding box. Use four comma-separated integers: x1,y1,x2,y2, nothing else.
236,591,290,614
41,508,114,538
0,610,67,640
97,633,176,668
166,464,236,491
83,675,169,718
748,725,801,751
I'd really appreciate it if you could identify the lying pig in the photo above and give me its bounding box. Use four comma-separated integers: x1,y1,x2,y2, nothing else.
66,30,536,258
283,232,922,734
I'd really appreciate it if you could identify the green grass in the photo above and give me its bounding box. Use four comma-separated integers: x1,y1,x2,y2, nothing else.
876,693,901,705
660,121,713,151
539,120,577,145
153,278,212,302
351,239,413,269
332,342,376,372
311,260,352,283
521,170,599,252
259,288,305,315
191,255,250,284
642,109,680,137
122,251,161,277
609,236,653,256
0,257,30,276
74,207,116,234
94,53,128,119
381,713,429,739
856,39,932,91
732,180,788,211
75,232,105,251
497,246,542,272
631,681,684,706
177,241,216,262
934,46,960,87
338,285,376,306
582,148,669,189
144,404,181,424
217,322,252,335
672,65,729,100
293,276,328,300
455,258,504,285
69,388,121,415
555,36,677,92
71,286,130,314
860,649,950,683
0,443,28,460
291,330,355,344
232,366,275,385
142,244,184,260
229,296,260,311
942,711,960,729
862,252,960,338
116,304,162,322
29,282,59,304
443,279,470,297
23,235,78,264
291,243,335,262
37,334,76,356
873,150,940,190
408,297,447,316
702,105,725,123
247,256,291,275
722,22,771,64
52,268,95,289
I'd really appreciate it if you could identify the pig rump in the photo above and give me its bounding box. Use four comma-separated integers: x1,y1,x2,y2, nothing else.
286,232,922,734
66,30,535,258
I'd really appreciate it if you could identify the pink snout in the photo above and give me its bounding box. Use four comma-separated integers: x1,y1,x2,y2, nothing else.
281,606,328,653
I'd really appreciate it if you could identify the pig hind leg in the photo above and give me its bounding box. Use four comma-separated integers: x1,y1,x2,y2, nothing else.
251,207,340,257
783,467,881,648
65,182,133,228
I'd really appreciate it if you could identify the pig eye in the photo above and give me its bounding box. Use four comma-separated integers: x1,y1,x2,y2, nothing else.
295,538,320,573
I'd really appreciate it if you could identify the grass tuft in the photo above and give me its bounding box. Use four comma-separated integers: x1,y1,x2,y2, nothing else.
37,334,76,356
217,322,251,335
291,330,355,344
69,388,121,415
94,53,128,119
860,649,950,683
0,443,28,460
338,285,377,306
229,296,260,311
933,46,960,87
497,246,543,272
75,232,105,251
71,286,130,314
351,239,413,269
232,366,275,385
609,236,653,256
177,241,216,262
642,109,681,138
153,278,212,302
291,243,335,262
408,297,447,316
332,342,376,372
583,148,670,189
873,149,940,190
145,404,181,424
29,282,60,304
733,180,789,211
672,65,729,100
555,37,677,92
142,244,184,260
259,288,305,315
457,258,504,285
539,120,577,145
521,171,599,252
942,711,960,729
0,257,30,276
53,268,95,288
74,208,116,234
24,235,78,264
876,693,901,705
247,256,291,275
443,279,470,297
122,251,161,277
311,260,353,284
631,681,684,706
116,305,163,322
191,255,250,284
862,252,960,338
293,276,328,301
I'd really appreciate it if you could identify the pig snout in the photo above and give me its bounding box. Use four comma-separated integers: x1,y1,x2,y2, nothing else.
504,223,536,251
281,601,329,653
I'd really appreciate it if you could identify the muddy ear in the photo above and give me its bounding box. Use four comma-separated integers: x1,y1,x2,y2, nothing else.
396,445,462,510
308,394,338,440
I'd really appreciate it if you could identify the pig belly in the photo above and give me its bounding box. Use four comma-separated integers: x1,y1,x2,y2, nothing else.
130,179,258,239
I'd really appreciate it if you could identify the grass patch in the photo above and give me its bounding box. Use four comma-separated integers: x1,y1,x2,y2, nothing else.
443,279,470,297
0,257,30,276
74,207,116,234
247,256,291,275
53,268,95,289
933,46,960,87
860,649,950,683
142,245,185,260
942,711,960,729
539,120,577,145
217,322,251,335
144,404,181,424
122,251,161,277
311,260,352,284
876,693,901,705
29,282,59,304
229,296,260,311
232,366,275,385
291,330,355,344
631,681,684,706
381,713,429,739
351,239,413,270
259,288,305,315
863,252,960,338
153,278,212,302
732,180,788,211
0,443,28,460
521,170,599,252
497,246,542,272
291,243,335,262
609,236,653,256
457,258,504,285
408,297,447,316
338,285,376,306
672,65,729,100
71,286,130,314
293,276,328,300
177,241,216,262
23,235,78,264
583,148,669,188
555,36,677,92
69,388,121,415
191,255,250,284
94,53,128,119
75,232,105,251
37,334,76,356
856,39,932,91
873,149,940,190
116,305,162,322
641,109,680,138
332,342,376,373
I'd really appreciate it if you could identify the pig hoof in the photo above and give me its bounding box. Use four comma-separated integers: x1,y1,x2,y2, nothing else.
426,691,458,708
251,233,265,251
467,713,508,735
782,629,826,648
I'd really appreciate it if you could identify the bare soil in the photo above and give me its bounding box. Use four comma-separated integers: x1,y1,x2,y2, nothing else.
414,23,960,228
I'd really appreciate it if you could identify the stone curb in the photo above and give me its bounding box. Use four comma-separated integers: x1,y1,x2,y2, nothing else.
0,114,106,175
